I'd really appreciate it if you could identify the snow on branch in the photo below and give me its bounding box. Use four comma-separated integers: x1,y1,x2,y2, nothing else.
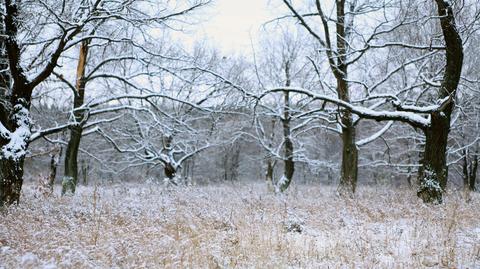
356,121,394,147
260,87,430,129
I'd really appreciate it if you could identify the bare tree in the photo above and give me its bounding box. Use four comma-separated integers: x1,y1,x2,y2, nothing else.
8,0,211,195
0,0,108,205
93,51,228,184
249,31,318,192
265,0,464,203
56,0,209,194
252,3,397,193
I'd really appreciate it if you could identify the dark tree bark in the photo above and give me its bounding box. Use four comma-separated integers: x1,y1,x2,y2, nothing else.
81,159,89,185
417,0,463,204
340,114,358,193
62,41,89,195
164,162,177,181
48,147,62,191
0,157,25,205
470,153,478,191
281,0,463,203
230,146,241,181
278,61,295,192
0,18,10,100
162,135,179,184
62,126,83,194
278,90,295,192
265,158,274,184
223,142,241,181
0,1,33,205
462,150,469,189
335,1,358,194
283,0,358,194
417,114,450,202
462,149,478,192
1,0,85,205
265,118,276,191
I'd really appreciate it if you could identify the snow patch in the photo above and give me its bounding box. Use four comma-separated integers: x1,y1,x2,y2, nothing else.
1,104,31,161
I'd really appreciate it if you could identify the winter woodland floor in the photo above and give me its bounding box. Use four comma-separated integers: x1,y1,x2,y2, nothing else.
0,182,479,268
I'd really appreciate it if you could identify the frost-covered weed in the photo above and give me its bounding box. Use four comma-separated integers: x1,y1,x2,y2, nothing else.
0,182,479,268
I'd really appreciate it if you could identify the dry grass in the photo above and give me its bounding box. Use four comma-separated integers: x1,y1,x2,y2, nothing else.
1,182,479,268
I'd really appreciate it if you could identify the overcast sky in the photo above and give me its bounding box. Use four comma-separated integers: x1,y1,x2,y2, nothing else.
181,0,285,54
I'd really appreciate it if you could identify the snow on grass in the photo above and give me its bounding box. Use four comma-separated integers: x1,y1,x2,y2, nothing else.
0,182,479,268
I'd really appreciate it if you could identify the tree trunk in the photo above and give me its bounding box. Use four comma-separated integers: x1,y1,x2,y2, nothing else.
417,113,450,203
265,118,276,191
0,157,24,205
223,149,228,181
161,135,179,185
277,62,295,192
48,147,62,191
0,22,10,99
265,158,274,191
81,159,89,186
336,1,358,195
0,96,32,206
0,84,30,204
278,106,294,192
469,154,478,191
62,125,82,195
336,70,358,194
223,143,241,181
463,149,478,192
230,144,241,181
165,164,176,178
164,162,177,185
416,0,463,204
283,0,357,193
462,149,469,190
339,116,358,194
62,40,88,195
1,0,80,205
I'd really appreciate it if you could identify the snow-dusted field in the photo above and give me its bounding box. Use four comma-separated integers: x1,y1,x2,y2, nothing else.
1,182,479,268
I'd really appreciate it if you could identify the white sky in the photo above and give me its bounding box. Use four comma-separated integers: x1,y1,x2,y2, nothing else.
180,0,284,54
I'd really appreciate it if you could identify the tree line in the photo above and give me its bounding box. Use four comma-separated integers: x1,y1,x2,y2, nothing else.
0,0,479,206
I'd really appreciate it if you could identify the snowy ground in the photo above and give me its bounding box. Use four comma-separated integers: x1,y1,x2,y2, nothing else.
1,182,479,268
